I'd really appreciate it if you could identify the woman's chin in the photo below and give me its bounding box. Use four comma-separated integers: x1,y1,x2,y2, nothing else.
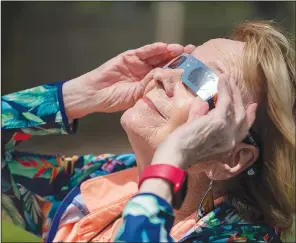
121,106,186,170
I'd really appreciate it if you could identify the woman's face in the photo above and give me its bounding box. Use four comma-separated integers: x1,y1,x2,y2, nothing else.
121,38,245,171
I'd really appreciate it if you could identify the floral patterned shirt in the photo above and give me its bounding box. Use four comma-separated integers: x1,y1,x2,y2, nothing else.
2,82,137,241
2,82,282,242
115,194,281,242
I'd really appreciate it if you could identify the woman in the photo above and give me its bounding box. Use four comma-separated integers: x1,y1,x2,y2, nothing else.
2,21,295,242
2,41,194,239
113,21,295,243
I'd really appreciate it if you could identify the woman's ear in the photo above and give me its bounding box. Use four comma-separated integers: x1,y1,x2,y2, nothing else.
227,143,259,176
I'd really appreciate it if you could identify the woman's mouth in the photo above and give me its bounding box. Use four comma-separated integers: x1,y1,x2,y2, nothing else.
141,96,165,119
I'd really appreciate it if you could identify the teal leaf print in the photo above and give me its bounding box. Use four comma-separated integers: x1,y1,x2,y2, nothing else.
2,100,13,110
24,211,37,233
22,112,44,124
3,119,27,129
18,184,44,233
2,88,47,108
37,102,58,117
55,111,62,122
21,127,62,135
2,179,11,193
2,193,26,229
2,101,20,124
10,174,21,200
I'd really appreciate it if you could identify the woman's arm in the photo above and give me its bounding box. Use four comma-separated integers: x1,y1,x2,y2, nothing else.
114,191,175,243
2,43,194,151
2,82,77,151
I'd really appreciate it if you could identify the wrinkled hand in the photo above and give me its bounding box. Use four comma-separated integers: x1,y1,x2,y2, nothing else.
64,43,195,119
90,42,196,112
151,75,258,169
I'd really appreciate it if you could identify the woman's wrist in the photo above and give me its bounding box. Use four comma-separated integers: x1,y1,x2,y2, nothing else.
151,141,187,169
62,76,99,120
139,178,173,205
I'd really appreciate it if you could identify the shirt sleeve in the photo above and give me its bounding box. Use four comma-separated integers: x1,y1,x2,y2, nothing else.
2,81,78,151
114,193,175,242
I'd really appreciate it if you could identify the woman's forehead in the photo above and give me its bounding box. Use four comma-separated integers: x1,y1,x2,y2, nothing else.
191,38,245,75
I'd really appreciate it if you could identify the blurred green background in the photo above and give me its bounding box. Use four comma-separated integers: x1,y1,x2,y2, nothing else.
1,1,295,242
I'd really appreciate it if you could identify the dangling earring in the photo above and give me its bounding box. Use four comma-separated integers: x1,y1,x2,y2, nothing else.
196,179,214,222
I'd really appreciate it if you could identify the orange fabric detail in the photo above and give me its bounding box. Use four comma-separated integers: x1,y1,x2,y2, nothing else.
80,167,138,212
53,168,138,242
77,196,134,241
92,218,123,242
54,222,80,242
170,213,196,241
53,167,206,242
109,218,124,242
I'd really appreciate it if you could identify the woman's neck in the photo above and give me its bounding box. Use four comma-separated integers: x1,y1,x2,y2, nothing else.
174,168,226,223
174,169,210,221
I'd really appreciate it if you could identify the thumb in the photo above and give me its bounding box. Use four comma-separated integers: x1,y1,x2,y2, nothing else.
188,97,210,122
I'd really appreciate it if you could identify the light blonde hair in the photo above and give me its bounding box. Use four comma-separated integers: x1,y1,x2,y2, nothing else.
228,21,295,238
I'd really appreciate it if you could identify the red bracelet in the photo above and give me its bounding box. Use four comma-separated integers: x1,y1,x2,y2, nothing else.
138,164,188,209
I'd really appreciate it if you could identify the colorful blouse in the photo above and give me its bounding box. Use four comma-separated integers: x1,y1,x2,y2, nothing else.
2,81,281,242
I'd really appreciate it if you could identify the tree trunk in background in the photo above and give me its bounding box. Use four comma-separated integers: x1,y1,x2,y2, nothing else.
154,2,185,44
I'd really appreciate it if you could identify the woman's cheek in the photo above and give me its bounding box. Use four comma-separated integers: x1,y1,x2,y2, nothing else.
168,96,194,132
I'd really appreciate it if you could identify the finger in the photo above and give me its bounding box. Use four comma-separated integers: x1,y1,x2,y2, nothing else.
229,79,245,124
154,69,183,98
184,44,196,54
123,53,153,78
145,52,171,67
188,96,210,122
148,44,192,67
167,43,185,57
136,69,156,97
215,74,233,117
135,42,168,60
145,43,184,67
140,69,157,87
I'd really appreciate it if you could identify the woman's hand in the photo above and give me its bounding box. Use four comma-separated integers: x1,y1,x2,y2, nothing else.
151,75,258,169
63,43,195,119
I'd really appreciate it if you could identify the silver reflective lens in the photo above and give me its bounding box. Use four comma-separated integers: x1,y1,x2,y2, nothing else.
163,54,218,102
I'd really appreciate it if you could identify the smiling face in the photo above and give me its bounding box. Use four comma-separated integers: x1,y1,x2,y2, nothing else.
121,38,245,171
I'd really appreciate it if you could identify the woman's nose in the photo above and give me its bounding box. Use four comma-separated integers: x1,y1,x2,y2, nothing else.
153,68,184,98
